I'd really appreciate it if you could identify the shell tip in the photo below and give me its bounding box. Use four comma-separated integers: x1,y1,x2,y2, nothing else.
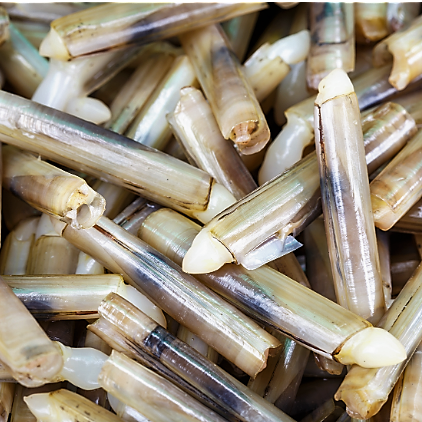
336,327,407,368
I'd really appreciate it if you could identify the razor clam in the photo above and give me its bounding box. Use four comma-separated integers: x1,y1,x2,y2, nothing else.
390,342,422,422
0,22,48,98
32,45,145,124
243,30,310,102
3,145,105,229
0,90,235,224
168,86,257,200
354,3,388,44
105,42,179,135
99,351,229,422
10,383,65,422
125,55,197,150
0,383,14,422
335,261,422,419
371,130,422,230
0,275,63,387
259,64,410,184
307,3,355,90
25,389,124,422
40,3,267,60
138,204,310,400
362,102,418,176
222,12,259,62
50,216,281,378
89,315,228,420
139,207,406,368
4,274,165,325
314,69,385,323
188,100,417,275
91,293,296,422
184,99,416,272
25,214,165,326
373,15,422,90
180,24,270,155
0,216,39,275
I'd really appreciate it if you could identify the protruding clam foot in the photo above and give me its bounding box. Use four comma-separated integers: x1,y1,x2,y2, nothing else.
182,228,233,274
335,327,407,368
39,28,69,60
315,68,355,106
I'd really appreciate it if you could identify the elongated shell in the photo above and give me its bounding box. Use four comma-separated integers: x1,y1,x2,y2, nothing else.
362,102,417,175
125,55,197,150
354,3,388,44
373,15,422,90
307,3,355,89
390,342,422,422
139,208,376,361
314,70,385,323
0,275,63,387
180,24,270,155
106,42,179,135
32,46,142,124
40,3,267,60
53,216,280,378
335,261,422,419
5,274,124,320
189,151,320,270
3,145,105,229
91,317,224,418
371,130,422,230
93,293,296,422
168,86,257,200
25,389,124,422
0,90,234,223
99,351,228,422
